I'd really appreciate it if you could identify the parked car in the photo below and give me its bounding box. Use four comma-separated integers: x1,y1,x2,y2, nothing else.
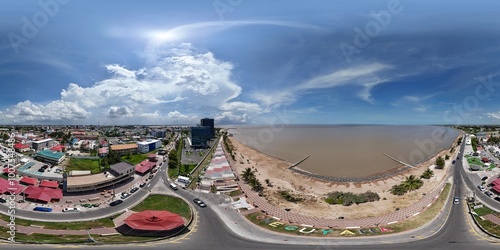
109,200,123,206
121,193,130,199
148,174,154,179
485,191,494,198
0,197,6,203
130,187,139,193
63,207,81,212
495,197,500,202
481,176,488,181
477,185,486,192
139,182,146,188
33,207,52,212
453,196,460,204
193,198,206,207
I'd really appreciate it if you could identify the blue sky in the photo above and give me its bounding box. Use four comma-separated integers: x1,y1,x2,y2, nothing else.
1,0,500,125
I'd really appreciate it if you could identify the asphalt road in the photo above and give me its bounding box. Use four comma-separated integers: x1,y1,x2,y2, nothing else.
2,134,500,249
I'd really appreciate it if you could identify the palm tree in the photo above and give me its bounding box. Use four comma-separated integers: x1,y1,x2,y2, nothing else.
403,175,423,192
420,168,434,179
241,167,254,182
249,178,263,192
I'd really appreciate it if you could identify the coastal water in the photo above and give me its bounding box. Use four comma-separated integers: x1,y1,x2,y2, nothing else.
227,125,459,178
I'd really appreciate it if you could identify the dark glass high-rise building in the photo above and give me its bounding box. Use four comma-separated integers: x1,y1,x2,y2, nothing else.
200,118,214,137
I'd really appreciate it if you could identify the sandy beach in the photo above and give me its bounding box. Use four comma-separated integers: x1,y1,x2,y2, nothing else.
226,136,457,219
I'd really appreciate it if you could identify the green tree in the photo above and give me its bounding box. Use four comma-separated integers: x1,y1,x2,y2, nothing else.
420,168,434,179
390,184,407,196
402,175,423,192
241,167,254,182
435,156,445,169
249,178,263,192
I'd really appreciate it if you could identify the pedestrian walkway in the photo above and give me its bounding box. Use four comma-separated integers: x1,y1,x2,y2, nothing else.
237,178,447,228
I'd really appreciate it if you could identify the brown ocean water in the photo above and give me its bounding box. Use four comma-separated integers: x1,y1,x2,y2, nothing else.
227,125,459,178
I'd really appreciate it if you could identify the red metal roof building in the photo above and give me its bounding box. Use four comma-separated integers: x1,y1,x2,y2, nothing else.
135,160,156,175
124,210,185,231
14,143,31,153
39,180,59,189
23,186,63,203
19,176,38,186
0,179,25,195
492,179,500,193
50,144,66,152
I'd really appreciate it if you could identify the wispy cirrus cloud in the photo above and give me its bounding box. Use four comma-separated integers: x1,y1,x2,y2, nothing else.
252,63,394,108
391,93,437,113
144,20,325,43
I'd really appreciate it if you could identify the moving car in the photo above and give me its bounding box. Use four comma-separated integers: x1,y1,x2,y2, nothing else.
109,200,123,206
477,185,486,192
63,207,81,212
193,198,206,207
453,196,460,204
33,207,52,212
169,183,178,191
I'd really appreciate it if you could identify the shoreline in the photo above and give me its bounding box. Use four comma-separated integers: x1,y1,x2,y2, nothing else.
232,133,459,183
226,132,459,220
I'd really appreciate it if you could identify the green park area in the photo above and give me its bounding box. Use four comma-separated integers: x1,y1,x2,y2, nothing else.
0,194,191,244
131,194,191,220
121,150,157,165
66,158,104,174
467,157,484,167
471,204,500,237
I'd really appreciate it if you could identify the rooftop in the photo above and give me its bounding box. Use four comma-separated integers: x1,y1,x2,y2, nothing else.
111,162,135,175
36,149,65,160
110,144,138,150
66,172,116,187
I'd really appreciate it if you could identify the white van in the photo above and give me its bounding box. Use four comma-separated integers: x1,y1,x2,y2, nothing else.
169,183,178,191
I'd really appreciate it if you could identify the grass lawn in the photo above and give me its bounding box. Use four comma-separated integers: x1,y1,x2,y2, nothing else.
131,194,191,219
229,189,242,197
473,206,493,216
0,226,157,243
0,213,119,230
474,217,500,237
168,167,179,179
386,183,451,232
66,158,103,174
121,153,148,165
467,157,484,166
179,164,196,176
